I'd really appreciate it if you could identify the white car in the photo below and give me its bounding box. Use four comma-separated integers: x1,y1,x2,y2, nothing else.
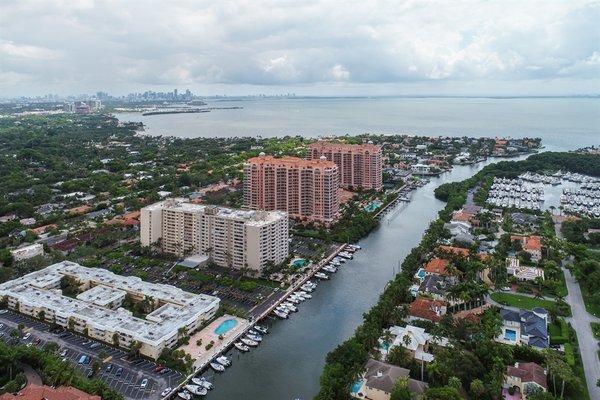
23,332,31,340
161,388,172,397
140,378,148,388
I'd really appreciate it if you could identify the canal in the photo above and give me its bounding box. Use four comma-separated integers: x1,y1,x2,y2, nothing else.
199,156,528,400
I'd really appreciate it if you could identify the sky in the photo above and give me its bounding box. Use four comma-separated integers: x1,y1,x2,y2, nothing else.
1,0,599,97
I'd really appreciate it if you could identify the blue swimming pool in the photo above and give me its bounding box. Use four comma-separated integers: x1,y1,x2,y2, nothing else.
214,318,238,335
379,341,391,351
364,200,383,212
415,268,426,280
292,258,308,268
504,329,517,341
350,379,364,394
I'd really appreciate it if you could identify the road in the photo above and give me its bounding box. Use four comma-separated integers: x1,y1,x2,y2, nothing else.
563,267,600,399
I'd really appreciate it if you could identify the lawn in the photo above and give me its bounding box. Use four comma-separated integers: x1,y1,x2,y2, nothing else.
581,286,600,318
490,292,572,316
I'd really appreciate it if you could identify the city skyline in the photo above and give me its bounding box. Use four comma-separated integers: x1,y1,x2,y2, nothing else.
1,1,599,97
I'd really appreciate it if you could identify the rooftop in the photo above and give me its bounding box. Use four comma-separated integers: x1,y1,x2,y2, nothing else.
0,261,220,346
246,155,337,169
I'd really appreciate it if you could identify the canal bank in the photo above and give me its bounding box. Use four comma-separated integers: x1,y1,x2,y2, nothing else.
189,155,529,400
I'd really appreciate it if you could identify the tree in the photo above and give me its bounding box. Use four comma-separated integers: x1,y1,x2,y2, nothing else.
448,376,462,390
423,386,462,400
390,377,412,400
470,379,485,399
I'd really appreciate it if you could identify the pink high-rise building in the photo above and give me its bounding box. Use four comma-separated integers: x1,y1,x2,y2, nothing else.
244,154,340,225
308,141,383,191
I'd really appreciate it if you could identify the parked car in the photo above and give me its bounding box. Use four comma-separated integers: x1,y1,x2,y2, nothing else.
116,367,123,376
140,378,148,388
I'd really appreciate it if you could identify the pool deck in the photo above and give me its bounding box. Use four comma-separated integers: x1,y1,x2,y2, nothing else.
178,315,249,369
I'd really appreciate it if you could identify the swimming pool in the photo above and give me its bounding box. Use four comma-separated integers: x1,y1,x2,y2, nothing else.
214,318,238,336
292,258,308,268
504,329,517,341
350,379,364,394
364,200,383,212
415,268,426,280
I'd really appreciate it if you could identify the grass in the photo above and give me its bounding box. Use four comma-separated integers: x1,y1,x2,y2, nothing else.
490,292,572,316
580,286,600,318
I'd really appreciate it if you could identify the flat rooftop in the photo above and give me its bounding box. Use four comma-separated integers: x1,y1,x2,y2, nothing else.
147,198,288,226
0,261,220,346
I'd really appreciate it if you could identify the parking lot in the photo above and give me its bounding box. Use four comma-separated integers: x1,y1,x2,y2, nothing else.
0,310,183,400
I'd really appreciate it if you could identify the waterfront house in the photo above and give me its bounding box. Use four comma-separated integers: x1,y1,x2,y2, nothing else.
437,245,470,258
351,359,428,400
382,325,449,363
496,308,549,349
424,258,450,276
407,298,448,323
503,362,548,400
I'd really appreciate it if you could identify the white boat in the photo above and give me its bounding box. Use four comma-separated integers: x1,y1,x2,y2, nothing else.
246,334,262,342
315,272,329,280
216,355,231,367
286,296,300,304
240,337,258,347
192,377,214,389
273,310,288,319
178,391,192,400
296,291,311,299
234,342,250,352
185,384,208,396
210,362,225,372
300,284,314,292
254,325,268,334
281,302,298,312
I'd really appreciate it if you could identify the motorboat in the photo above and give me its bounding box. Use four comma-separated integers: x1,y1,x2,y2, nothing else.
246,334,262,342
286,296,300,304
315,272,329,280
216,355,231,367
273,310,288,319
192,377,214,389
185,384,208,396
295,291,311,299
234,342,250,352
178,391,192,400
210,362,225,372
281,302,298,312
240,337,258,347
254,325,268,334
300,284,314,292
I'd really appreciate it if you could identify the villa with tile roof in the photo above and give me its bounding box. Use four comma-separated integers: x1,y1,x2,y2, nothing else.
503,362,548,400
407,297,448,323
382,325,449,363
350,359,428,400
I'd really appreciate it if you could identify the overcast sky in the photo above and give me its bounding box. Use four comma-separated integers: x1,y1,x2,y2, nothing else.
1,0,599,97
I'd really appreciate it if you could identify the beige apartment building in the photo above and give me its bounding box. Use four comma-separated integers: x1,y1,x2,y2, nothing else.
308,141,383,191
140,199,289,272
0,261,220,360
243,154,340,225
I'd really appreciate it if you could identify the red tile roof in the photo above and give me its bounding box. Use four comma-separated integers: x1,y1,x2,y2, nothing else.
424,258,449,275
437,245,470,258
0,384,101,400
408,298,447,322
506,362,547,390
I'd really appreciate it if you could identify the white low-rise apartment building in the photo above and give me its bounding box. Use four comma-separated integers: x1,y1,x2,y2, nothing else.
0,261,220,359
10,243,44,262
141,198,289,272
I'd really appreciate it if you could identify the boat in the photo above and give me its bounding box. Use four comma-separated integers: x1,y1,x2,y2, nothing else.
241,337,259,347
234,342,250,352
185,384,208,396
281,302,298,312
210,362,225,372
246,334,262,342
192,377,214,389
254,325,268,334
286,296,300,304
315,272,329,280
216,355,231,366
178,391,192,400
273,310,289,319
296,291,311,299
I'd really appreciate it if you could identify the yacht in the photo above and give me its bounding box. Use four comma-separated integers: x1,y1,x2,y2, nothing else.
273,310,289,319
241,337,259,347
216,355,231,367
192,377,214,389
296,291,311,299
254,325,268,334
281,302,298,312
315,272,329,280
234,342,250,352
178,391,192,400
210,362,225,372
246,333,263,342
185,384,208,396
286,296,300,304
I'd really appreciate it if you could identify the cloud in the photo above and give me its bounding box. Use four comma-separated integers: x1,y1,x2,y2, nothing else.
0,0,598,95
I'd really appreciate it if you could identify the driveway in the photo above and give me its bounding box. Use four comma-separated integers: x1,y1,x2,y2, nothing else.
563,267,600,399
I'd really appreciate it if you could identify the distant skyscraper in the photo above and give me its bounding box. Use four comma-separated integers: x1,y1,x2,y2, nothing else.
308,141,383,191
173,89,178,100
244,154,340,225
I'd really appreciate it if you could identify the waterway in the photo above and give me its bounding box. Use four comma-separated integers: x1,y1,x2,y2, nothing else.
198,155,528,400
